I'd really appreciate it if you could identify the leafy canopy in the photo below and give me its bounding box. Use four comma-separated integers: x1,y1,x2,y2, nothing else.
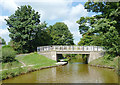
47,22,74,45
5,5,50,53
77,2,120,57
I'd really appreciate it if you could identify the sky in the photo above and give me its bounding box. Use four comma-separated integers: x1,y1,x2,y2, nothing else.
0,0,97,45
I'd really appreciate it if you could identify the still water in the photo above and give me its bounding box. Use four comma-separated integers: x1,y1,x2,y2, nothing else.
2,58,118,83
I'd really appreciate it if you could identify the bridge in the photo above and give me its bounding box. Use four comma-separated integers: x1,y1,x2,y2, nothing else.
37,46,105,63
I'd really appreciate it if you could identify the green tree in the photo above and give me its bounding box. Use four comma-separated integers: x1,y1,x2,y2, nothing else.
2,46,17,63
78,33,93,46
5,5,50,53
0,37,6,44
48,22,74,45
77,2,120,57
78,33,103,46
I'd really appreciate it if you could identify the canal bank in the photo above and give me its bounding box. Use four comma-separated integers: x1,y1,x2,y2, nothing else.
1,62,67,80
2,57,118,83
1,53,68,80
88,56,119,74
72,54,119,72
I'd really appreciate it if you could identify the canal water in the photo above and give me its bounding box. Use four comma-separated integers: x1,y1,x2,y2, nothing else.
2,58,118,83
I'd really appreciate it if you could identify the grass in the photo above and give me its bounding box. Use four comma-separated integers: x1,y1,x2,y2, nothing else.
2,61,22,70
1,67,28,80
89,57,118,68
1,52,57,80
16,52,57,66
89,56,120,76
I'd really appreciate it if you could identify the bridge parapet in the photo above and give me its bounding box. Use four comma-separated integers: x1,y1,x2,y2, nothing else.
37,46,104,52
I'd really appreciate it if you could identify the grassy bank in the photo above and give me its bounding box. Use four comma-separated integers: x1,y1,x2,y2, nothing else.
16,52,57,67
89,56,119,75
1,52,57,80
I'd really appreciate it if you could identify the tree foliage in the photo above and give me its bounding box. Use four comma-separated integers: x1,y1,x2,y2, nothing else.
47,22,74,45
5,5,50,53
0,37,6,44
77,2,120,57
2,46,17,63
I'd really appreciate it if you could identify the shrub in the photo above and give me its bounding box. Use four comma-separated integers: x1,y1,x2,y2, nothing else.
2,46,17,63
0,47,2,62
104,53,116,61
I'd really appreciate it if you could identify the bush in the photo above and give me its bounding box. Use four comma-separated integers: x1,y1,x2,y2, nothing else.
0,47,2,62
104,53,116,61
2,46,17,63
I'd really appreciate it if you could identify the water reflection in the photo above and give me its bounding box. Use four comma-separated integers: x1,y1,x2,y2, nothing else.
2,58,118,83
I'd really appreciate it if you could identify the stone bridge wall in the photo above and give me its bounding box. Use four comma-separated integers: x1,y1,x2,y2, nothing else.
38,51,57,61
38,51,105,63
37,46,105,63
88,51,105,63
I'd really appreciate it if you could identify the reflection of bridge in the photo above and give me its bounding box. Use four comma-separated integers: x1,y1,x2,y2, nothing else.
37,46,105,63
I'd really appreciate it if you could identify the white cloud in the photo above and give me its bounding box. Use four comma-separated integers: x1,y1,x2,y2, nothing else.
0,28,10,43
0,16,9,43
63,20,82,45
70,4,87,18
15,0,71,21
0,16,8,24
0,0,18,13
63,3,87,44
0,29,9,36
92,14,96,17
1,0,88,44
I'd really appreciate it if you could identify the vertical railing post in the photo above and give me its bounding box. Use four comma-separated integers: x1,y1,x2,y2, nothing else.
72,46,74,51
47,46,48,51
66,46,68,51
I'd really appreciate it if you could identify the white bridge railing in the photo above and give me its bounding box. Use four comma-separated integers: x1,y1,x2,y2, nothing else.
37,46,104,52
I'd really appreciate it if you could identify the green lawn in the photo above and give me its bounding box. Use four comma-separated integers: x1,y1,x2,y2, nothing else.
1,52,57,80
16,52,57,67
89,56,119,76
89,56,118,69
2,61,22,70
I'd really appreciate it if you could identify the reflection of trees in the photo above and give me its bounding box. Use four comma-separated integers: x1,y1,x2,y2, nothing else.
68,58,89,76
36,68,57,83
77,64,89,75
70,57,83,63
88,66,118,83
118,76,120,84
94,68,118,83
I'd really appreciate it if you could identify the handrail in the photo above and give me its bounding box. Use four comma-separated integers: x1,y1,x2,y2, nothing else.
37,46,104,52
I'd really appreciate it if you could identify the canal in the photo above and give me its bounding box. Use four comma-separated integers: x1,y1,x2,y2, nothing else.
2,58,118,83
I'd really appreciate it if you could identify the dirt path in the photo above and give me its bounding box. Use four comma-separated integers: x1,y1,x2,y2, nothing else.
18,60,26,66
